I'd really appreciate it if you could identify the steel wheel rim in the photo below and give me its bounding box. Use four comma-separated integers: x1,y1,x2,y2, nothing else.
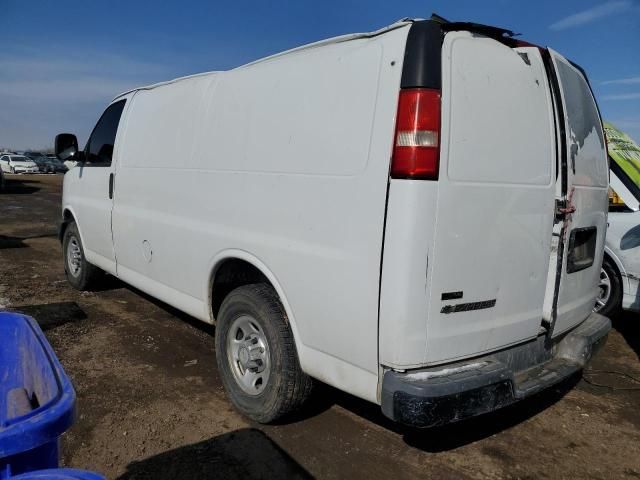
595,267,611,312
67,235,82,277
226,314,271,396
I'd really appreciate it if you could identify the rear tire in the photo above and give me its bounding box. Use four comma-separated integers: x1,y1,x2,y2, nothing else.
215,283,312,423
595,257,622,317
62,221,103,290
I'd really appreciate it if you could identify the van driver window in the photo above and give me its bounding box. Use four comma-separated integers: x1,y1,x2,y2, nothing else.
85,100,126,166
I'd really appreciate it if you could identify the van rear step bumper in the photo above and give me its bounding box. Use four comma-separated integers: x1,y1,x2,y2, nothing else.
381,312,610,428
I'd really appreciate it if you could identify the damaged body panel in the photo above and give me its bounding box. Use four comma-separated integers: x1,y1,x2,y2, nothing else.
547,49,609,336
379,21,610,426
382,313,610,427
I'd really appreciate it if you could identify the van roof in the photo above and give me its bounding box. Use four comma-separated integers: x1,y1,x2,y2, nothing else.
113,19,414,101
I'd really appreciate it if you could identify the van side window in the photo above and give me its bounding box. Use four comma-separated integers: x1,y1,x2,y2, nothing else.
85,100,126,166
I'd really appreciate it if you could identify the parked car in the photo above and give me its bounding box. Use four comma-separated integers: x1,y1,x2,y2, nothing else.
0,154,39,174
595,123,640,315
23,152,68,174
49,157,69,173
47,155,68,169
31,157,68,173
54,17,610,428
24,151,46,169
31,157,55,173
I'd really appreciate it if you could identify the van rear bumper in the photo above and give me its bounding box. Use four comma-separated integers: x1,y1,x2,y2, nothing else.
380,312,610,428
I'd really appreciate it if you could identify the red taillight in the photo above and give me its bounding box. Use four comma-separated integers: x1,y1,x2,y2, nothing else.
391,88,441,180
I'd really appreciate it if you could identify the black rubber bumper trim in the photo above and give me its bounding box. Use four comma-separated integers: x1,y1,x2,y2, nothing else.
381,313,610,428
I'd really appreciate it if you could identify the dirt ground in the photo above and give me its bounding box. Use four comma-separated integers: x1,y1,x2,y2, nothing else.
1,174,639,479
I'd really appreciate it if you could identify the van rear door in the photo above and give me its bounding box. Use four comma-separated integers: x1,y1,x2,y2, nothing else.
546,49,608,336
425,31,557,364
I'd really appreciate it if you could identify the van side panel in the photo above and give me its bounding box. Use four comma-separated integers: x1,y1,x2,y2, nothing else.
379,180,438,368
112,75,213,319
112,26,410,402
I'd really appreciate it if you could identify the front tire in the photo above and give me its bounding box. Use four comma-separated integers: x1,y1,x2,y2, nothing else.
215,283,312,423
62,221,103,290
594,257,622,317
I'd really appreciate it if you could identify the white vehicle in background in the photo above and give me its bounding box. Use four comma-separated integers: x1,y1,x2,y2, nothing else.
599,206,640,315
0,154,39,174
54,16,610,428
595,123,640,315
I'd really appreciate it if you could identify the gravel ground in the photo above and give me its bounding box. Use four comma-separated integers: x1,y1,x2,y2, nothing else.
1,174,639,479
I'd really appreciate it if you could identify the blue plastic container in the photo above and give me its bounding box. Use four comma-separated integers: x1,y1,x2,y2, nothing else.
10,469,104,480
0,312,77,479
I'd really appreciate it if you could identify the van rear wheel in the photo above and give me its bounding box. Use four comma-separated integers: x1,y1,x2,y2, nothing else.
215,283,312,423
62,221,103,290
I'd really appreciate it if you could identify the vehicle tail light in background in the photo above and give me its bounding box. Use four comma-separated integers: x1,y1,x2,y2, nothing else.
391,88,441,180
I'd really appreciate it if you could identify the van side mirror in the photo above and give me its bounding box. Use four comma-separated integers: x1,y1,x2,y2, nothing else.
55,133,81,162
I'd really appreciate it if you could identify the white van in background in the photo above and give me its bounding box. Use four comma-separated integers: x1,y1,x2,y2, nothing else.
55,17,610,427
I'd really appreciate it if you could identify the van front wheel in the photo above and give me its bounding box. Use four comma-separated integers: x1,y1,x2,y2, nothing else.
62,221,103,290
215,283,312,423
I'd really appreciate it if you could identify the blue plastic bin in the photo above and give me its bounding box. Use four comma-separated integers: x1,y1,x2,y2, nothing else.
10,469,104,480
0,312,79,479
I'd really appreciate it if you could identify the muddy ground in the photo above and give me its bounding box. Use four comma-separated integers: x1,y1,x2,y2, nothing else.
1,174,639,479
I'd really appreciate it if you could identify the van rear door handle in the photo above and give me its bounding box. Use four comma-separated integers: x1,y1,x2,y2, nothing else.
109,173,114,199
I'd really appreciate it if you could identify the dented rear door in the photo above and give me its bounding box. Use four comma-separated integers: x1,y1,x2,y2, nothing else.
425,32,557,364
547,49,609,336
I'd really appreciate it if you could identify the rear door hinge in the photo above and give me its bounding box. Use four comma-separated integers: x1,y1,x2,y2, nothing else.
555,198,576,223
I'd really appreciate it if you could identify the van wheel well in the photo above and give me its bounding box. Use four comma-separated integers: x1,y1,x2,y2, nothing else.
602,252,624,289
59,209,76,242
602,252,621,279
211,259,270,321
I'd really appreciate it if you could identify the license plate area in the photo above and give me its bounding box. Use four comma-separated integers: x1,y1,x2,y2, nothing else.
567,227,597,273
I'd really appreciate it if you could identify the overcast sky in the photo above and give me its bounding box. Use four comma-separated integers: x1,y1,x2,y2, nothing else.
1,0,639,150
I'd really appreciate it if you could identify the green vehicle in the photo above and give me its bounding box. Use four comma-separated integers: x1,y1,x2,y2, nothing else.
604,122,640,190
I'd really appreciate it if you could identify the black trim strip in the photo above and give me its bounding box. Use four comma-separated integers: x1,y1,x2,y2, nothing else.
400,20,444,90
441,291,463,301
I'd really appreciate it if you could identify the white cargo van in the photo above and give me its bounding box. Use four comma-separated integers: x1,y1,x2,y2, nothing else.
55,17,610,427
